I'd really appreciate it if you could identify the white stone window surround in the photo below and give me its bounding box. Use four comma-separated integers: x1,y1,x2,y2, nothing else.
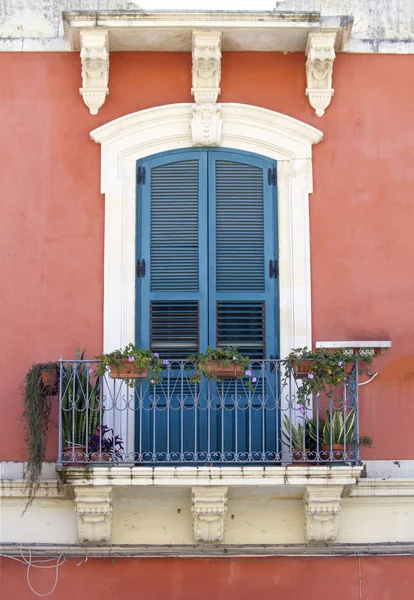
91,102,323,451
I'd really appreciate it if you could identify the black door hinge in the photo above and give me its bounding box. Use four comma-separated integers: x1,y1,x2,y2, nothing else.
137,166,146,185
136,258,146,278
268,166,277,187
269,259,279,279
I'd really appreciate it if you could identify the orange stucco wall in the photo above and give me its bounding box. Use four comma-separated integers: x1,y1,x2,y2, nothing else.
1,52,414,461
1,555,414,599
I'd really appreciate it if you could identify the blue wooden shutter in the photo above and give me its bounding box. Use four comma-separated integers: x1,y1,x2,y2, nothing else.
208,150,278,359
137,151,208,357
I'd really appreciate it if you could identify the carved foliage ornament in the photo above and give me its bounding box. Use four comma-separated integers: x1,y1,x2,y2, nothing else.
80,30,109,115
305,32,336,117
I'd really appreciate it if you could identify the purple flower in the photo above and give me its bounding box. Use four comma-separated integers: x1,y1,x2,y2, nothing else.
252,377,257,383
154,353,159,358
307,373,314,379
163,359,169,365
150,379,155,384
89,368,93,374
245,370,253,377
316,393,320,397
299,405,305,414
338,361,343,367
127,356,134,363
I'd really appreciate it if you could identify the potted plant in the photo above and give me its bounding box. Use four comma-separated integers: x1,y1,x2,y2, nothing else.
284,347,374,408
40,365,59,392
94,343,163,385
88,425,124,463
309,407,357,460
282,415,316,464
188,346,251,382
61,357,101,466
20,361,59,511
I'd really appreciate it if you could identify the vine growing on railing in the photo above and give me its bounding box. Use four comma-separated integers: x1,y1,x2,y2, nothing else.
283,347,375,407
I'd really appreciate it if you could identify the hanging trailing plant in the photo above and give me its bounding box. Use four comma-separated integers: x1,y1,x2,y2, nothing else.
20,362,59,512
283,347,375,408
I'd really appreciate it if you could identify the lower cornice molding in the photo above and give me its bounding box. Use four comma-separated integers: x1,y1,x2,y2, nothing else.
2,542,414,558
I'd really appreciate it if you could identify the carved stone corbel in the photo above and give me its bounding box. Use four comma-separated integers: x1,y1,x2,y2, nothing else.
191,31,222,103
191,103,222,146
303,485,343,542
74,486,112,543
305,32,336,117
79,30,109,115
192,487,228,542
191,31,222,146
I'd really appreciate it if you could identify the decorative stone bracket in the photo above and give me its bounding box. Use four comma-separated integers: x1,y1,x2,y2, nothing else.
79,30,109,115
192,487,228,542
191,31,222,146
74,486,112,543
303,485,343,542
305,32,336,117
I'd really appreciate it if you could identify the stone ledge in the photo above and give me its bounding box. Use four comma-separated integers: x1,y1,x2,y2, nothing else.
58,465,363,488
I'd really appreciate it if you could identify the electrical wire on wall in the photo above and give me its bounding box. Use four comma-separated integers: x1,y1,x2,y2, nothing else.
0,545,76,597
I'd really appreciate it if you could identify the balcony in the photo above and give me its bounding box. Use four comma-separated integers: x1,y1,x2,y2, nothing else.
57,358,361,467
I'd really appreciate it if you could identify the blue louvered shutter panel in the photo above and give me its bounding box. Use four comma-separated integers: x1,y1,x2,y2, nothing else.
208,151,278,360
137,151,208,358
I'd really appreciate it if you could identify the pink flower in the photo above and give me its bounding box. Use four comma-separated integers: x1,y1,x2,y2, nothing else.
89,368,93,374
150,379,155,384
127,356,134,363
252,377,257,383
245,370,253,377
338,361,343,367
307,373,314,379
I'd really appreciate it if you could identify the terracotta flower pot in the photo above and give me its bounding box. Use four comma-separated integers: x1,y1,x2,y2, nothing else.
109,358,149,379
63,445,86,466
321,444,345,461
290,448,315,465
89,451,110,463
203,361,244,379
290,360,325,379
41,369,58,393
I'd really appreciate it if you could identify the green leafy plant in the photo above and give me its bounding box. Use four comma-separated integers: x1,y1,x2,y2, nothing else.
21,362,59,511
307,408,356,446
94,343,163,387
61,353,101,447
284,347,374,407
282,415,315,451
188,346,251,384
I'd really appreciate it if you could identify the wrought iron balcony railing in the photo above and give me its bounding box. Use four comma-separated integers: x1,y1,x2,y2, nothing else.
57,359,360,466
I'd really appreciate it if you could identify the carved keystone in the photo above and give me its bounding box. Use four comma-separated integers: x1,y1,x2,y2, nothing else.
192,487,228,542
79,30,109,115
304,485,343,542
305,32,336,117
191,103,222,146
74,486,112,543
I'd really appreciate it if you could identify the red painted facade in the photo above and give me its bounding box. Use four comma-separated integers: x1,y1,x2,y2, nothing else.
1,555,414,599
1,52,414,461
